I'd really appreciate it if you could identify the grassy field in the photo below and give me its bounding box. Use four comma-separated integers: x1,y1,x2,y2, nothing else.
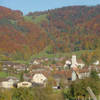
33,14,48,24
0,50,93,65
24,16,33,22
0,71,21,80
24,14,48,24
30,50,93,59
0,72,8,78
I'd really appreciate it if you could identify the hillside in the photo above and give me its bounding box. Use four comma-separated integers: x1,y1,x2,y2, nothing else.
0,6,48,61
0,6,100,61
26,6,100,53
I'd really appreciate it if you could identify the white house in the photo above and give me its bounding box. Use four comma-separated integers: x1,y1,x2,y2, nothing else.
1,79,14,88
17,81,32,88
32,73,47,84
33,60,40,65
78,72,90,79
1,77,19,88
72,67,90,80
93,60,99,66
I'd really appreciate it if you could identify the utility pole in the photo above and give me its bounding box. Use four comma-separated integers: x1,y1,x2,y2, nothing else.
87,87,97,100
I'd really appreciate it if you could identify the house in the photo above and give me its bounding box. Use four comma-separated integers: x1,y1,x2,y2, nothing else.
93,60,99,66
31,73,47,84
0,76,19,88
2,61,13,67
33,60,40,65
17,81,32,88
50,63,64,71
30,58,49,65
29,65,49,74
55,62,64,70
1,80,14,88
71,64,100,81
72,67,90,80
7,76,19,82
23,73,32,81
31,58,45,65
13,64,27,72
52,70,72,86
2,61,27,73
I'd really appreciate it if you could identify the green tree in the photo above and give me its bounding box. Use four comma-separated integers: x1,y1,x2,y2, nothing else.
90,70,99,80
81,51,97,66
20,72,24,82
12,88,34,100
63,77,100,100
59,79,66,89
45,77,53,94
0,63,2,71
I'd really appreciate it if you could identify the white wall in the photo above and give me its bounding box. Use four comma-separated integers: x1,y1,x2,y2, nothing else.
32,74,47,84
2,81,14,88
17,81,32,88
72,71,77,81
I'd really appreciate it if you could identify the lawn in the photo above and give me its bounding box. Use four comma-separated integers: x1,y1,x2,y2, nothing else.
0,71,20,79
0,72,8,78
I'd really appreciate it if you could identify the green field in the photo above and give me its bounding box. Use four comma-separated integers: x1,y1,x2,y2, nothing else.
24,14,48,24
0,50,93,65
24,16,33,22
0,72,20,79
30,50,93,59
33,14,48,24
0,72,8,78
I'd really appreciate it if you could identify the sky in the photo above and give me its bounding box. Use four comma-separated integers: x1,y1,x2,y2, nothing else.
0,0,100,14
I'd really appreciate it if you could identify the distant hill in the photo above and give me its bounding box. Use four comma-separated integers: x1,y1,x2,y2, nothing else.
26,5,100,51
0,5,100,60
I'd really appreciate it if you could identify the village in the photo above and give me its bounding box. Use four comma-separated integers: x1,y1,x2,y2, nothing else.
0,54,99,89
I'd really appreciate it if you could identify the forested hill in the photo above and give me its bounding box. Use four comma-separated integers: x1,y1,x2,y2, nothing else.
0,5,100,61
26,5,100,52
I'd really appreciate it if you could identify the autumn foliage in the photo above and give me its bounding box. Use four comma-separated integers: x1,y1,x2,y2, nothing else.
0,5,100,60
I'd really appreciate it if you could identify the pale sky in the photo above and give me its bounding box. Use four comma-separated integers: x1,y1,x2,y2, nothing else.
0,0,100,14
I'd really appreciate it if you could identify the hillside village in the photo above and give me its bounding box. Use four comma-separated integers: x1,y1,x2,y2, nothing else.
0,54,99,89
0,6,100,91
0,3,100,100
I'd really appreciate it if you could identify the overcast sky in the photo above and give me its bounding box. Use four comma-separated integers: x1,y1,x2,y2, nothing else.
0,0,100,14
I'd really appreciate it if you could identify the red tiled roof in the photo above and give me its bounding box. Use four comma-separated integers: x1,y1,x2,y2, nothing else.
53,70,72,79
78,68,89,73
77,59,84,63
